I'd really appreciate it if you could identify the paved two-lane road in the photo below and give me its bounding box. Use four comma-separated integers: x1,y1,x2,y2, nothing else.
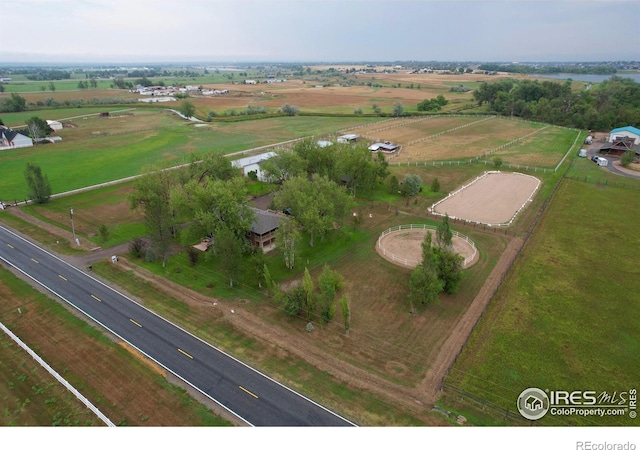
0,224,355,427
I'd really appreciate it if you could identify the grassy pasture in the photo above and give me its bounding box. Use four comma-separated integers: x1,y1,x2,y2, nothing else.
357,116,483,144
0,111,383,200
0,106,140,128
0,266,230,426
23,181,145,247
394,117,550,162
484,125,579,168
444,177,640,425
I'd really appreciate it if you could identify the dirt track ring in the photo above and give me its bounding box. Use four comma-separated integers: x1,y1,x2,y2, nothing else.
376,224,478,269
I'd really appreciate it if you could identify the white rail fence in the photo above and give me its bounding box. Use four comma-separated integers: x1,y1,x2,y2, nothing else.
428,171,541,227
0,320,115,427
376,223,477,268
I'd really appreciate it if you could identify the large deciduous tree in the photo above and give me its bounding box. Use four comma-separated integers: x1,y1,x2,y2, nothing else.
129,167,178,268
408,233,443,309
24,163,52,204
399,174,422,205
25,116,53,142
273,175,355,247
179,100,196,118
172,177,254,249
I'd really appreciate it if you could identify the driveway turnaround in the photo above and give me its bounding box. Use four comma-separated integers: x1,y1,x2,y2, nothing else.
0,224,354,427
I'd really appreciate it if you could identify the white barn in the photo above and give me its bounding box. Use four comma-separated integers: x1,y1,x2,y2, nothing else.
231,151,277,181
609,126,640,145
46,120,63,131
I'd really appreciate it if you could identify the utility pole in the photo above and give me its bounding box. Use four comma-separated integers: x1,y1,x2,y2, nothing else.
70,207,79,246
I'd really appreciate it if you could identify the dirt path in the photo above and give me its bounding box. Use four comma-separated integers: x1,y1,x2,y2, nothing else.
419,235,524,403
2,205,524,423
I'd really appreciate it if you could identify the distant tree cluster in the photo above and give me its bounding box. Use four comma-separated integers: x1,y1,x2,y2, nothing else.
417,95,448,112
0,93,26,112
477,63,617,75
473,76,640,130
25,70,72,81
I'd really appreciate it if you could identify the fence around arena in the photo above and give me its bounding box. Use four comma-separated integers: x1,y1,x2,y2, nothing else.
428,171,542,227
376,223,477,268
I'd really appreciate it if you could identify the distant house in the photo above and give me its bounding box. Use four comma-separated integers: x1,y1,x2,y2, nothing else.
337,133,359,144
609,126,640,145
231,151,277,181
247,207,281,252
244,80,257,85
0,126,33,150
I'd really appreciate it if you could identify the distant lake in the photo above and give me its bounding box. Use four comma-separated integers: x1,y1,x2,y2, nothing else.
533,73,640,84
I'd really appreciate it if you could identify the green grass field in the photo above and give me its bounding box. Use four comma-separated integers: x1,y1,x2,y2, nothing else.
444,176,640,426
0,110,382,200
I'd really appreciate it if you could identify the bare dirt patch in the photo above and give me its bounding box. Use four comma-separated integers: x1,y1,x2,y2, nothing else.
432,171,541,225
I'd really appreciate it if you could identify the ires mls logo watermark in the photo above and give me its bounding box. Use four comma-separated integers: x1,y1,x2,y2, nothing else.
517,387,637,421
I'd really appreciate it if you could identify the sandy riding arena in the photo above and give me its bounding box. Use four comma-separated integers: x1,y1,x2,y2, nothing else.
430,171,540,226
376,224,478,269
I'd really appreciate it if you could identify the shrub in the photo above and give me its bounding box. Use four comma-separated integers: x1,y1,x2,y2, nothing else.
187,247,199,266
621,150,636,167
431,178,441,193
129,238,147,258
98,224,110,243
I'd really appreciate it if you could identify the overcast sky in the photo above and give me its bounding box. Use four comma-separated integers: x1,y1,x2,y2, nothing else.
1,0,638,64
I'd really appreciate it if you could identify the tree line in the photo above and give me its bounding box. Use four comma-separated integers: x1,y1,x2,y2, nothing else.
473,76,640,130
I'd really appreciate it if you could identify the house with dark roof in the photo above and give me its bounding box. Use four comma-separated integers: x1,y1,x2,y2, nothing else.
247,207,282,252
0,126,33,150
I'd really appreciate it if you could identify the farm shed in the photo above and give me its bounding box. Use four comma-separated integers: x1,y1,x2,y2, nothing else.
368,142,400,153
231,151,277,181
248,208,282,252
46,120,63,131
0,126,33,150
609,126,640,145
337,134,359,144
317,140,333,148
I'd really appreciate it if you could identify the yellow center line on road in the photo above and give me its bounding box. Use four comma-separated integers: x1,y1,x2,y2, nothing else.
91,295,102,302
31,258,38,263
129,319,142,328
239,386,259,399
178,348,193,359
58,275,67,281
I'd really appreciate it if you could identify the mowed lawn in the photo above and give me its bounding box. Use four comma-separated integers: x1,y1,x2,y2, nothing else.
445,178,640,425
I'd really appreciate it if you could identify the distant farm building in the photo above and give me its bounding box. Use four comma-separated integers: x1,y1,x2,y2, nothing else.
368,142,400,153
0,126,33,150
609,126,640,145
46,120,63,131
337,133,359,144
317,140,333,148
231,151,277,181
